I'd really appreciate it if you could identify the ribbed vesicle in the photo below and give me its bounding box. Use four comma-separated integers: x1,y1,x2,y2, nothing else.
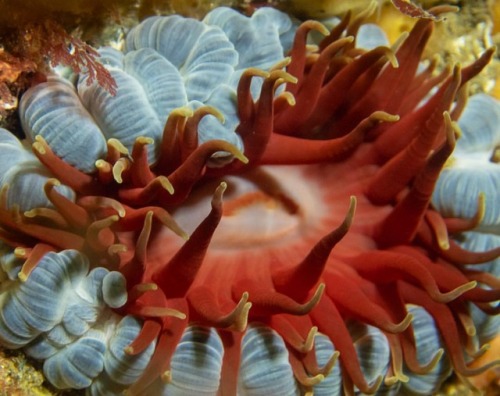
203,7,293,71
455,94,500,152
125,15,238,103
78,68,163,164
0,250,88,348
0,128,75,211
159,326,224,395
19,77,107,173
348,321,391,391
432,94,500,231
312,334,342,396
43,330,107,389
0,128,33,182
89,316,156,395
123,48,188,125
402,306,451,395
238,324,300,396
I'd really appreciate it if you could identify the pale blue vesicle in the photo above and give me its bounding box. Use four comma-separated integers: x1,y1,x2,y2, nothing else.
238,324,300,396
0,241,23,281
0,247,154,393
43,331,107,389
459,231,500,278
401,306,451,395
356,24,390,50
78,64,164,164
3,162,75,211
312,334,342,396
90,315,156,395
0,248,155,394
123,48,188,126
122,14,242,161
432,94,500,232
188,89,244,163
146,326,224,395
348,321,391,393
204,7,293,71
455,94,500,152
0,250,88,348
0,127,34,181
0,127,75,211
204,7,294,99
125,14,238,103
23,264,127,359
19,76,107,173
102,270,129,309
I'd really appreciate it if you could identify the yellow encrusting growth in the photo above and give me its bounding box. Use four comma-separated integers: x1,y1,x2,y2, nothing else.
0,349,54,396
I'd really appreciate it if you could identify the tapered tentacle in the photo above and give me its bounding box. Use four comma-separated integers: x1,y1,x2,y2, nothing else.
272,196,356,301
374,112,456,247
152,183,226,298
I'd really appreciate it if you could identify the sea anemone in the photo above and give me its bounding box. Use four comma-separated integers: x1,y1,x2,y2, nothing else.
0,5,499,396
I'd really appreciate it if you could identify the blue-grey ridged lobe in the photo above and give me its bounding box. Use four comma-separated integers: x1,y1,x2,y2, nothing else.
0,250,88,348
19,76,107,173
123,48,188,125
102,271,128,309
24,265,128,361
0,242,23,281
460,231,500,278
204,7,294,98
347,321,391,392
3,161,75,211
43,330,106,389
0,128,75,211
432,94,500,231
78,66,163,164
402,305,451,395
456,94,500,152
125,15,238,103
0,128,33,183
356,24,390,50
204,7,293,71
238,324,300,396
89,315,155,395
433,166,500,231
188,92,243,157
161,326,223,395
312,334,342,396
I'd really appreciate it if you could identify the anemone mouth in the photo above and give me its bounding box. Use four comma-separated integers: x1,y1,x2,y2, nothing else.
158,161,389,255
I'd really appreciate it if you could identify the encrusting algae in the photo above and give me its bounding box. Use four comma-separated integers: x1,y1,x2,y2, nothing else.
0,349,54,396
